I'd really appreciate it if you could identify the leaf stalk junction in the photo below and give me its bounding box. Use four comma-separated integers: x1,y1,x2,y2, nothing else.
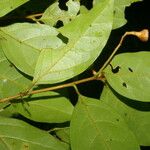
0,29,148,103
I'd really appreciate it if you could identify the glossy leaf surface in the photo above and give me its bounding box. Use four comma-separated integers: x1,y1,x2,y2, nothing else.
104,52,150,102
70,95,140,150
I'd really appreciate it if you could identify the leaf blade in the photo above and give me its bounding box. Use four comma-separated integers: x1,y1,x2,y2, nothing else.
0,0,29,17
40,0,80,26
0,117,69,150
104,52,150,102
34,0,114,84
0,23,63,76
70,95,140,150
9,92,74,123
113,0,141,29
0,49,31,99
100,85,150,146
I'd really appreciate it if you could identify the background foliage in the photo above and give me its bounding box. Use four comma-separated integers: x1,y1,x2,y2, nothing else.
0,0,149,150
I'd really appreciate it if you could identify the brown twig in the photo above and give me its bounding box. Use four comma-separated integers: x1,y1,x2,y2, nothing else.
0,29,148,103
97,29,149,74
0,75,103,103
26,13,43,19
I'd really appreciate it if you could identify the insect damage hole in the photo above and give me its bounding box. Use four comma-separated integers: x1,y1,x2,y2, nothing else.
110,64,121,73
122,82,127,88
128,67,133,72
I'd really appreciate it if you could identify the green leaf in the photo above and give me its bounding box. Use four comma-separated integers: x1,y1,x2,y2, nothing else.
104,52,150,102
0,117,69,150
94,0,141,29
70,95,140,150
0,0,29,17
113,0,141,29
100,85,150,146
33,0,114,84
0,23,64,76
9,92,74,123
55,127,70,144
40,0,80,26
0,49,31,98
0,103,15,117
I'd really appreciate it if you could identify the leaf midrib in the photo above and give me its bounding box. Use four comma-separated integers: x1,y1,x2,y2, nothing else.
82,102,111,150
0,136,57,150
35,0,110,82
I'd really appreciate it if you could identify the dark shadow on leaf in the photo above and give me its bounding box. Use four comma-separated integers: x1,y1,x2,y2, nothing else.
13,113,70,131
12,95,63,103
0,0,55,26
108,84,150,111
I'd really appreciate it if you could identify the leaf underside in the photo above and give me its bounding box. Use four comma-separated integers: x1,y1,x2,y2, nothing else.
40,0,80,26
33,0,114,84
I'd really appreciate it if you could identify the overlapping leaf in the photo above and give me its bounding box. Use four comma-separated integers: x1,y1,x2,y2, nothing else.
113,0,141,29
40,0,80,26
0,117,69,150
9,92,74,123
70,95,140,150
0,0,29,17
55,128,70,144
0,48,31,99
0,23,64,75
100,85,150,146
104,52,150,102
33,0,114,84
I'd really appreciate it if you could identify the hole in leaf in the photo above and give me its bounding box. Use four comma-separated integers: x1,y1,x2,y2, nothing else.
80,0,93,10
58,0,68,11
57,33,69,44
128,67,133,72
110,64,121,73
122,82,127,88
55,20,64,28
